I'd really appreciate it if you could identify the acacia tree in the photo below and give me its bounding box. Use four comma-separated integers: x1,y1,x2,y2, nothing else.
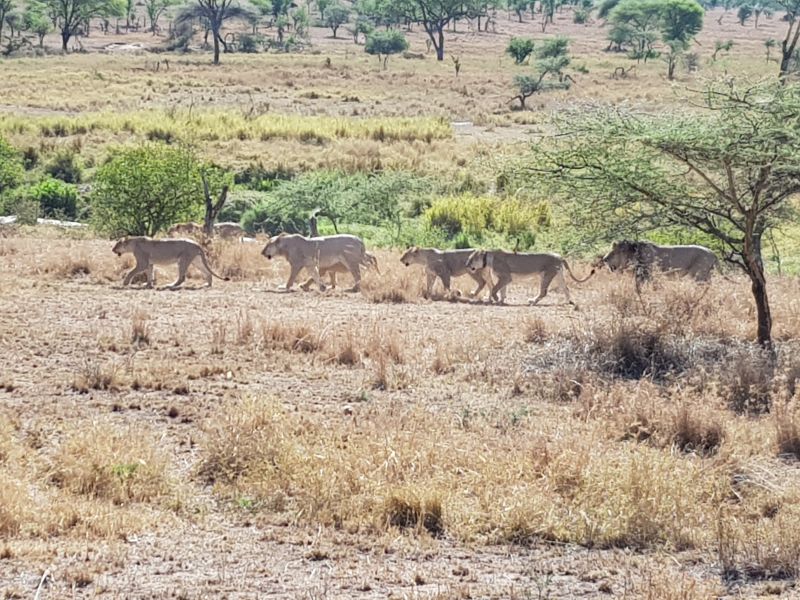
526,81,800,347
177,0,254,64
23,3,52,45
143,0,175,32
42,0,121,50
659,0,704,79
398,0,472,61
324,2,349,37
365,29,408,68
776,0,800,79
609,0,663,62
0,0,13,42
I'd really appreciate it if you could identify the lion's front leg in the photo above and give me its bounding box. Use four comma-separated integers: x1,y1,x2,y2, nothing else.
282,264,302,291
123,258,147,287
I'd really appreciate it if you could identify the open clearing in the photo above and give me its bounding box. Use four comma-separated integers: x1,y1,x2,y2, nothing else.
1,234,800,598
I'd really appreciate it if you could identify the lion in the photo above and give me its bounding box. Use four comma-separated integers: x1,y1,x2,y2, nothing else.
214,222,246,240
261,233,377,292
602,240,719,291
399,246,492,298
167,222,203,238
112,236,229,289
466,249,595,306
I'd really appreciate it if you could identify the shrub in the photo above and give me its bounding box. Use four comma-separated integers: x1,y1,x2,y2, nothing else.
28,177,78,219
238,33,262,53
45,149,82,184
241,170,434,236
506,37,535,64
0,193,39,224
574,7,591,23
218,190,263,223
365,30,409,69
423,195,544,246
0,136,23,195
90,143,203,237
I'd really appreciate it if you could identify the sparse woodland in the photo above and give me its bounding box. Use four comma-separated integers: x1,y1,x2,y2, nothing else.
1,0,800,597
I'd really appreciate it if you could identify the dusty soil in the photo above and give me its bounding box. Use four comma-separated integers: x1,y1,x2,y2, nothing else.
0,235,763,599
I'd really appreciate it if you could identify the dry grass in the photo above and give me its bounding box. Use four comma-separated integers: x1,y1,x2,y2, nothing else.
2,231,800,595
49,423,175,506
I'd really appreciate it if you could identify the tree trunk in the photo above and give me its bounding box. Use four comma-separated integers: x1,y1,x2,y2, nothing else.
435,26,444,60
743,232,772,347
780,19,800,80
749,268,772,347
61,29,70,51
202,177,229,237
212,25,220,64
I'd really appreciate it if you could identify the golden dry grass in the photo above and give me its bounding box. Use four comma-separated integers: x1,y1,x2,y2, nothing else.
1,229,799,596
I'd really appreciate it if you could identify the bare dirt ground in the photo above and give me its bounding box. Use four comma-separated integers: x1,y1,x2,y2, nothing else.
1,233,799,598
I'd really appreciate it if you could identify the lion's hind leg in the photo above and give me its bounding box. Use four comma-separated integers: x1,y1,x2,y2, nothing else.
168,257,191,289
191,254,214,287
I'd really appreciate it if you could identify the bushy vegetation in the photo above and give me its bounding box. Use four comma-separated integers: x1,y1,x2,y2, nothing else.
91,144,203,237
424,194,549,249
28,177,79,219
241,170,435,238
365,30,409,69
0,135,23,196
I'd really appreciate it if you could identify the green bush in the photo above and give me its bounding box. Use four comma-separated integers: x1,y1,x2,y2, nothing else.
0,136,24,196
506,37,535,64
238,34,263,53
45,150,82,184
574,7,591,23
423,194,546,249
365,30,409,68
219,190,264,223
29,177,79,219
90,143,203,237
241,170,434,236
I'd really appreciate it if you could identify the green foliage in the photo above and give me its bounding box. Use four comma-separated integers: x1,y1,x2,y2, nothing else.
712,39,734,61
537,36,570,59
90,143,203,237
41,0,124,50
0,136,24,196
523,80,800,345
238,33,263,53
23,3,51,46
241,171,435,237
364,30,408,68
0,193,39,224
423,194,547,248
609,0,664,61
28,177,78,219
574,7,592,22
507,37,535,64
659,0,704,42
350,17,374,43
737,3,752,24
324,2,350,37
597,0,622,17
45,150,82,184
218,190,262,223
512,38,572,108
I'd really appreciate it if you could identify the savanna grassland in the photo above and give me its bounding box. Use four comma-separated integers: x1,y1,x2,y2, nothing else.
2,4,800,599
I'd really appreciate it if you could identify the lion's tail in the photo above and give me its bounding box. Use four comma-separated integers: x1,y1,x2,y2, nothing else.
563,260,595,283
362,251,380,274
200,251,230,281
